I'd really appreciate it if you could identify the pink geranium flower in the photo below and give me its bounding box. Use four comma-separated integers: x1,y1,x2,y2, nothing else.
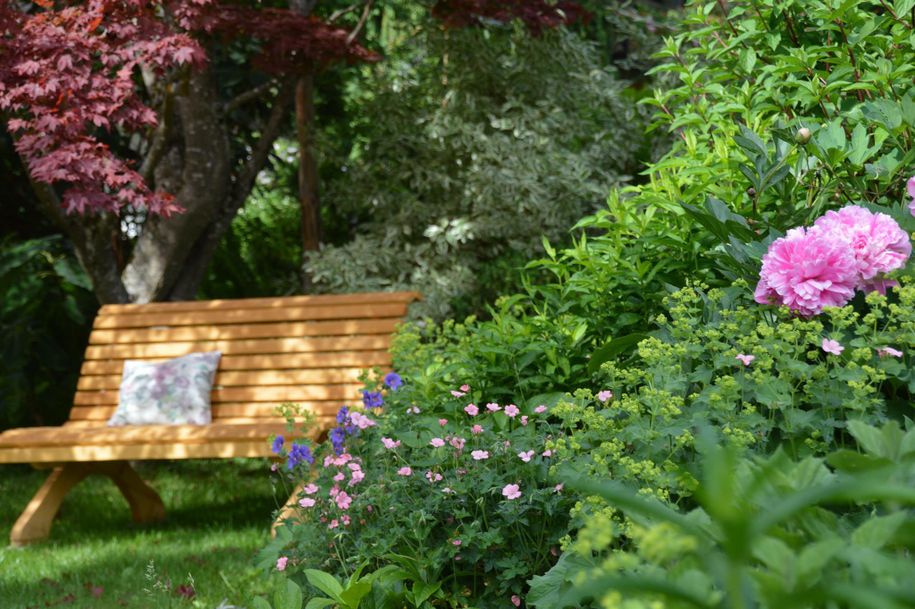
511,595,521,607
471,450,489,460
430,437,446,448
425,471,443,483
349,411,376,429
298,497,316,508
438,418,448,427
460,384,470,392
304,483,319,495
877,346,904,358
504,404,520,418
735,353,755,366
452,539,462,546
822,338,844,355
596,390,613,402
381,437,401,449
517,450,535,462
542,449,552,457
464,403,479,416
520,415,529,426
335,491,352,510
397,466,412,476
534,405,547,414
502,484,522,500
450,437,466,450
276,556,288,571
755,227,859,316
486,402,501,412
471,424,484,435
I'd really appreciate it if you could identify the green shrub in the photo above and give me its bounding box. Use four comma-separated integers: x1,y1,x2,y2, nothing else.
530,423,915,609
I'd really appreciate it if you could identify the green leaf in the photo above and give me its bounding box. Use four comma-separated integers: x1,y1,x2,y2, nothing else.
304,570,344,602
848,420,887,458
275,579,304,609
851,512,908,549
340,581,373,609
251,597,274,609
412,581,441,606
588,333,648,374
304,598,336,609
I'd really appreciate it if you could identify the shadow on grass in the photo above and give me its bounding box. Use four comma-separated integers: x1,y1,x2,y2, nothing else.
0,459,291,609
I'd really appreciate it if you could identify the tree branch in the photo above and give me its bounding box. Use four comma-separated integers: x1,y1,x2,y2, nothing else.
347,0,373,45
222,80,279,115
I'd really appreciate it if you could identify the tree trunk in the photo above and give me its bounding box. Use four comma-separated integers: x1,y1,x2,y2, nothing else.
296,71,322,292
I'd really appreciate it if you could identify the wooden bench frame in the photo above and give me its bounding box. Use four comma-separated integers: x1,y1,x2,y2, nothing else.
0,291,419,546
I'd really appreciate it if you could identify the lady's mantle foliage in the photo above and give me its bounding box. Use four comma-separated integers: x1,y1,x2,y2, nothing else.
755,205,910,316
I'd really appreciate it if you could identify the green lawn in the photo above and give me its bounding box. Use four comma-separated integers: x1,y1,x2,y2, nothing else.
0,459,289,608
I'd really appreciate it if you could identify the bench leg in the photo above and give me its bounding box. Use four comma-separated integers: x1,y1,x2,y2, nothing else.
10,463,92,546
9,462,166,547
271,480,306,536
97,461,167,525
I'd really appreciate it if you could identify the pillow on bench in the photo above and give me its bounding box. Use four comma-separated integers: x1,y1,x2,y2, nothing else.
108,351,222,426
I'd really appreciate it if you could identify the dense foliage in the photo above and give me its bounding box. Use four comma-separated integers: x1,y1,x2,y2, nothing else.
260,1,915,608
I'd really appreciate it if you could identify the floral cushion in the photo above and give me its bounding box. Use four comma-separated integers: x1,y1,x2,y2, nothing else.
107,351,222,426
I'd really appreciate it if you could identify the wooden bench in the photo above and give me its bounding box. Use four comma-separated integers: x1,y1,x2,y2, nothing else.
0,291,419,546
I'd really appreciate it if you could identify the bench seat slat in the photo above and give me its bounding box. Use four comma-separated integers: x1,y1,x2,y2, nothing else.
99,291,420,315
83,335,392,360
0,423,313,447
94,303,409,329
67,401,346,421
80,351,392,374
73,384,364,406
88,319,402,345
77,368,370,390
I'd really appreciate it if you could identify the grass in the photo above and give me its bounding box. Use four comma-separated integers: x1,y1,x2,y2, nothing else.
0,459,290,609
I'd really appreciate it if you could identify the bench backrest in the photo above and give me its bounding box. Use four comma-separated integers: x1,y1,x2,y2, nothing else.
67,291,420,429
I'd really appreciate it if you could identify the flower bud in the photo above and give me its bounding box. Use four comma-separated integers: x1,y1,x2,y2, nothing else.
795,127,811,144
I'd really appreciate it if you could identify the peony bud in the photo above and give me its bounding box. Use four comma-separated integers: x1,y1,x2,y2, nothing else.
795,127,811,144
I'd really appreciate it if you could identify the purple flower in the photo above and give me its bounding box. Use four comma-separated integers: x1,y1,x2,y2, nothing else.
384,372,403,391
286,442,314,469
271,436,284,455
362,390,384,409
336,406,350,425
329,427,347,455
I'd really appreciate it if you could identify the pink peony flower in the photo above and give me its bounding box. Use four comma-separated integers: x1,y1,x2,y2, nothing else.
502,484,522,500
597,390,613,402
299,497,316,508
486,402,501,412
908,176,915,217
735,353,755,366
755,227,859,316
464,403,479,416
397,466,412,476
381,437,401,449
511,595,521,607
877,346,904,358
504,404,520,418
534,405,547,414
471,424,484,435
450,436,466,450
276,556,288,571
438,418,449,427
811,205,911,284
430,437,446,448
471,450,490,460
822,338,845,355
304,483,319,495
518,450,535,462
